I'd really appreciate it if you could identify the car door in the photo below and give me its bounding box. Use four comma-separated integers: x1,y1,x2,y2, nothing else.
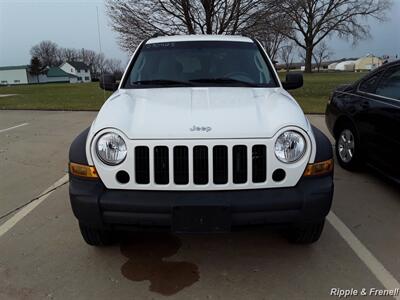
371,65,400,176
353,70,385,162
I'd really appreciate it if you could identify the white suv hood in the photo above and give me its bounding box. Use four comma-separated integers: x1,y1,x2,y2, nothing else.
91,87,310,139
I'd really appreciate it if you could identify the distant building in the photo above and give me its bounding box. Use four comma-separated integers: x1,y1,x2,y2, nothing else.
335,61,356,71
328,62,338,70
60,61,91,83
46,67,78,83
354,55,383,71
0,62,91,85
0,65,30,85
382,55,399,64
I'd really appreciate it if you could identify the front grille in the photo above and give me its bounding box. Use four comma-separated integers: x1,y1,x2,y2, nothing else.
134,144,267,186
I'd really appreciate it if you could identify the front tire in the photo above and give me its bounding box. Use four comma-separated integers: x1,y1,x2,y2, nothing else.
79,223,114,246
335,124,361,171
287,220,325,244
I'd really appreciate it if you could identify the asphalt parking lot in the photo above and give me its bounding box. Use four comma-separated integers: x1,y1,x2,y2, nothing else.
0,110,399,300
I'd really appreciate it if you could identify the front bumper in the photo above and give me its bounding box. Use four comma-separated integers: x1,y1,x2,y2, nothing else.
69,174,333,232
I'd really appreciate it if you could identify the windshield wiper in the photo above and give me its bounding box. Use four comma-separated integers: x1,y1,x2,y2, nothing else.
131,79,194,86
189,78,261,87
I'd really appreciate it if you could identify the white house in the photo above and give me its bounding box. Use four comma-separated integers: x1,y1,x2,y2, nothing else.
60,61,91,83
0,65,29,85
0,64,86,85
46,67,78,83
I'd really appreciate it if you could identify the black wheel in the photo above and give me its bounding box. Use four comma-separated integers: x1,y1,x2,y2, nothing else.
287,220,325,244
79,223,114,246
335,123,361,171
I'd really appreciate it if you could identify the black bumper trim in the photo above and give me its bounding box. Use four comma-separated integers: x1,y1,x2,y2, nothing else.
311,125,333,162
69,174,333,230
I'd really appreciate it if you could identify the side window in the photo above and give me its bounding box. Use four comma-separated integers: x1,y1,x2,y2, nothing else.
358,71,383,93
375,66,400,100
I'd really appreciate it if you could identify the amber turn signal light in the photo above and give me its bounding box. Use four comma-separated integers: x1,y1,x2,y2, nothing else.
69,163,98,179
303,159,333,177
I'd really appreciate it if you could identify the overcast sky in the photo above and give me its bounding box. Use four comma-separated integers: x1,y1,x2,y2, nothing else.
0,0,399,67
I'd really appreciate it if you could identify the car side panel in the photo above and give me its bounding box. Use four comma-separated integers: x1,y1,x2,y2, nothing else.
360,94,400,176
326,62,400,180
349,92,378,162
326,89,367,150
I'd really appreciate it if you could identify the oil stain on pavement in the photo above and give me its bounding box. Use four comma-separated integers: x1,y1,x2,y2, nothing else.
120,233,199,296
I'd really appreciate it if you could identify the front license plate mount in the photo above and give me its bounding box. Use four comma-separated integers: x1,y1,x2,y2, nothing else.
172,206,231,233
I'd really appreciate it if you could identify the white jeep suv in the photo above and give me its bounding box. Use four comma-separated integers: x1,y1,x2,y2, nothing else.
69,35,334,246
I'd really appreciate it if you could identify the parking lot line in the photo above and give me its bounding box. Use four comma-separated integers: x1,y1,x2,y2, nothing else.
328,212,400,299
0,122,29,133
0,174,68,238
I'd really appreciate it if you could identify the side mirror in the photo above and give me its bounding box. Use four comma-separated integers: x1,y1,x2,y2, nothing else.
100,74,118,91
282,72,303,90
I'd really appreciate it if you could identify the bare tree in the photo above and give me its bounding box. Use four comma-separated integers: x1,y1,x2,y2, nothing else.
274,0,392,73
59,48,79,62
298,48,306,65
242,2,291,61
29,57,45,83
79,49,98,76
313,41,332,72
104,58,121,72
90,53,107,79
105,58,124,79
30,40,59,67
258,33,287,62
106,0,272,52
82,49,98,66
280,43,295,72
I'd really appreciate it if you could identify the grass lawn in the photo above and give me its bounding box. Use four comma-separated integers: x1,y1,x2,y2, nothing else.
0,72,364,113
0,82,112,110
281,72,364,113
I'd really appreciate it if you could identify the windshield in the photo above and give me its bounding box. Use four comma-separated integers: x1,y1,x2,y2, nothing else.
123,41,278,88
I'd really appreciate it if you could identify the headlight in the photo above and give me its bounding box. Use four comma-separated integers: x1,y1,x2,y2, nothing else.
274,130,306,163
96,132,127,165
